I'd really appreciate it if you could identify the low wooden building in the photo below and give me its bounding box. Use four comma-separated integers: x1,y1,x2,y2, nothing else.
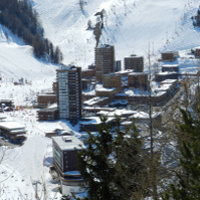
155,72,178,82
37,93,57,108
161,51,179,61
37,107,59,121
0,122,26,144
82,79,95,91
102,73,122,92
161,64,179,73
81,69,95,79
128,72,149,90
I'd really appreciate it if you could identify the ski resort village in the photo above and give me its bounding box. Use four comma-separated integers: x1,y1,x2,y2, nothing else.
1,0,200,199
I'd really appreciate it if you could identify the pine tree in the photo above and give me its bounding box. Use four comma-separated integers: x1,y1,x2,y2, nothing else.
78,117,147,200
0,0,63,64
163,108,200,200
113,124,147,200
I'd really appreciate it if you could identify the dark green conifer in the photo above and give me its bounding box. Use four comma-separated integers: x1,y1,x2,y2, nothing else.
77,117,147,200
163,108,200,200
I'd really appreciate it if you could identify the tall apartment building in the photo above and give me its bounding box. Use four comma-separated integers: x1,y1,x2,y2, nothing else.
95,44,115,82
124,55,144,72
57,65,82,122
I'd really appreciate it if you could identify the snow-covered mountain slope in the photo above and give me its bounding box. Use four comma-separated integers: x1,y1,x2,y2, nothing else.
33,0,200,68
0,25,57,106
0,25,56,80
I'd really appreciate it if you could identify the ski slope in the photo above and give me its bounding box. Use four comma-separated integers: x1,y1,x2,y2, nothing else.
0,25,56,81
0,25,57,106
33,0,200,68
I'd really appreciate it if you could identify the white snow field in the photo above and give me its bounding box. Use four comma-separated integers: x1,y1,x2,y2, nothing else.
0,109,64,200
33,0,200,68
0,24,60,200
0,24,57,106
0,25,57,80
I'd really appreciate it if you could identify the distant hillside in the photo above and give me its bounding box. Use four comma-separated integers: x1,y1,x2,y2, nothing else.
0,0,63,64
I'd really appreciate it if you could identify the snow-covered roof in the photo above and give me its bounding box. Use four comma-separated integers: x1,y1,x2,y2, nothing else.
124,89,150,96
125,54,143,58
162,64,179,68
83,89,96,96
38,93,56,97
96,84,115,92
97,44,113,48
128,72,148,76
52,136,84,151
0,121,25,130
97,109,161,119
157,72,178,75
98,109,135,117
115,69,134,75
80,116,114,125
157,83,172,91
83,106,114,112
160,79,177,84
84,97,108,106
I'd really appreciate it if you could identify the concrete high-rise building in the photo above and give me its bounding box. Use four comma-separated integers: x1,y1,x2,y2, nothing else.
95,44,115,82
57,65,82,122
124,55,144,72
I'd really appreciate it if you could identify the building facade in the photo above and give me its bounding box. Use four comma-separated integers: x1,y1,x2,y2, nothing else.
124,55,144,72
57,65,82,122
52,136,84,194
95,44,115,82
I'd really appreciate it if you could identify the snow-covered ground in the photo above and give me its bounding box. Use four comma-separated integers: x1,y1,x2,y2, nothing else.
0,24,62,200
0,25,57,81
0,109,66,200
0,24,57,106
33,0,200,68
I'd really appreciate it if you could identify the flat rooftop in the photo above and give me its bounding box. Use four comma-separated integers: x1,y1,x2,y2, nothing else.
38,93,56,97
84,97,108,106
160,79,177,84
0,122,25,131
52,136,84,151
157,72,178,75
162,64,179,68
